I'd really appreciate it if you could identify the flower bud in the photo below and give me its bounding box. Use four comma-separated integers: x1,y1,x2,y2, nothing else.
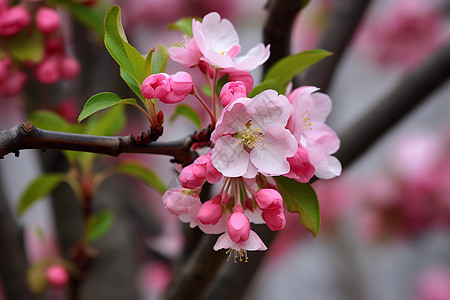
178,163,206,189
255,188,283,211
0,69,27,96
34,56,60,84
162,71,193,104
36,7,60,34
227,205,250,243
197,195,223,225
60,56,80,79
46,265,69,288
220,81,247,107
194,152,222,184
285,146,315,183
262,209,286,231
163,187,201,217
0,6,31,36
141,73,170,99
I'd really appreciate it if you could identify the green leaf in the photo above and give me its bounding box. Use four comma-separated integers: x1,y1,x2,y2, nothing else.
27,261,48,294
84,104,126,136
248,78,284,98
264,49,332,92
115,161,167,194
151,44,169,74
7,29,44,63
86,211,114,242
169,104,202,130
78,92,136,122
18,174,66,215
167,17,200,37
201,85,213,98
29,110,84,133
104,5,148,84
120,68,145,102
275,176,320,236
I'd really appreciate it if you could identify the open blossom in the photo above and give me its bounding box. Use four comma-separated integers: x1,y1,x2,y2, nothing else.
287,86,341,179
141,71,193,104
169,12,270,72
211,89,298,178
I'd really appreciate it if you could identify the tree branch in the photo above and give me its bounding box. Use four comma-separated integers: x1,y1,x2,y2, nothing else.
0,122,212,166
298,0,373,92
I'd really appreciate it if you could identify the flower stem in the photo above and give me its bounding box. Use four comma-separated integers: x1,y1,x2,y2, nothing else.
192,87,216,126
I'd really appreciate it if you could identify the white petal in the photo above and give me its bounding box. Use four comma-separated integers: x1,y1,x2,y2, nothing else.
212,135,249,177
246,90,291,131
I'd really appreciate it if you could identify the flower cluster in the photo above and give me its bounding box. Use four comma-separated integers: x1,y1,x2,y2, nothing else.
0,1,81,97
145,12,342,259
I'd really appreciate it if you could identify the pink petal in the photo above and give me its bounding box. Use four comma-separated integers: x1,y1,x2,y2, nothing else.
230,44,271,72
250,126,298,176
246,90,291,131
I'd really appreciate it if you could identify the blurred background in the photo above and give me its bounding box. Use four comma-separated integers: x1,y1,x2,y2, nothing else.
0,0,450,299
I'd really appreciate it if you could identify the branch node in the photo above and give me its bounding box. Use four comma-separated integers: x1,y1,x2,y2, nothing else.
130,126,164,145
22,122,34,134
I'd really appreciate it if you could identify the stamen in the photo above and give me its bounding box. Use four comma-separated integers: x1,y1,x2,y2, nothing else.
225,248,248,263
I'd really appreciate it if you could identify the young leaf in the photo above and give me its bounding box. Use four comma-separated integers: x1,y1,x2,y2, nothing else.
115,161,167,194
78,92,137,122
275,176,320,236
104,5,147,84
201,85,213,98
167,17,201,37
215,74,229,98
18,174,66,216
86,211,114,242
248,78,284,98
7,29,44,63
169,104,202,130
264,49,332,92
151,44,169,74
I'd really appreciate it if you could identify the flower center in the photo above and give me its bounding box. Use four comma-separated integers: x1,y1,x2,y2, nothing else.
234,121,263,149
302,110,312,130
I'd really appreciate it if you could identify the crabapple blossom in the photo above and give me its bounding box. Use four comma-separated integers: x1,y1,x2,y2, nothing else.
220,81,247,107
36,7,60,34
0,68,27,96
287,86,341,179
211,89,297,178
178,152,222,189
255,189,283,212
34,56,60,84
46,265,69,288
162,187,201,228
60,56,81,80
141,71,193,104
285,145,315,183
262,209,286,231
213,230,267,262
227,205,251,243
0,5,31,36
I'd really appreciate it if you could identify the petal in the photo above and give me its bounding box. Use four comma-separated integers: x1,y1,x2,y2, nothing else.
246,90,292,131
212,99,251,142
314,156,342,179
304,123,340,154
310,92,332,122
202,51,234,69
250,127,298,176
212,135,250,177
230,44,271,71
238,230,267,251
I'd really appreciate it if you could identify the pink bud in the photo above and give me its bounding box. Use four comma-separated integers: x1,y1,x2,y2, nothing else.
255,188,283,211
60,56,80,79
194,152,222,184
46,265,69,288
36,7,60,34
161,71,193,104
0,69,27,96
285,146,315,183
179,163,206,189
227,205,250,243
226,71,254,93
220,81,247,107
197,195,223,225
0,6,31,36
34,56,60,84
262,209,286,231
45,37,64,54
141,73,170,99
163,187,201,217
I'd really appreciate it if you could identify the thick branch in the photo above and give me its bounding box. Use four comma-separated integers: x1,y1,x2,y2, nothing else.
0,122,211,165
299,0,373,92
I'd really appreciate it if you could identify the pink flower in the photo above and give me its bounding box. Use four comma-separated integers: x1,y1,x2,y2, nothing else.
193,152,222,184
46,265,69,288
227,205,250,243
60,56,80,80
285,145,315,183
213,230,267,252
141,72,193,104
36,7,60,34
178,152,222,189
220,81,247,107
168,38,203,68
211,89,297,178
34,56,60,84
0,68,27,96
193,12,270,72
287,86,341,179
197,195,223,225
0,6,30,36
162,187,201,227
262,209,286,231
